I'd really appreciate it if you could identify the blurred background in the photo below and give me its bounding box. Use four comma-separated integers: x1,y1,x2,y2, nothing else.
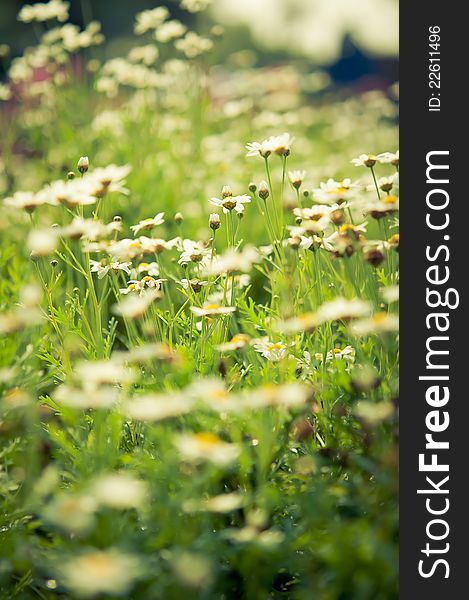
0,0,398,89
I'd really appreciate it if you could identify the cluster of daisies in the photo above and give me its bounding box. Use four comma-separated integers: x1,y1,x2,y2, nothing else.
3,137,399,380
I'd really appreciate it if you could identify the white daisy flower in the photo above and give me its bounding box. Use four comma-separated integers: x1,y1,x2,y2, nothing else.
90,260,131,279
130,212,165,236
252,338,288,362
190,303,236,317
174,432,240,466
209,194,251,214
58,549,143,597
351,154,378,168
376,150,399,166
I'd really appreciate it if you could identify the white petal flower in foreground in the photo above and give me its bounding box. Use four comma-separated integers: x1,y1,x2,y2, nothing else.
42,493,96,533
91,473,147,509
27,229,58,257
350,312,399,336
4,191,53,212
75,359,136,389
354,400,394,425
58,549,143,597
112,289,161,319
215,333,251,352
316,297,371,323
125,394,193,422
190,303,236,317
380,285,399,304
376,150,399,166
203,246,260,276
175,432,240,466
53,384,120,410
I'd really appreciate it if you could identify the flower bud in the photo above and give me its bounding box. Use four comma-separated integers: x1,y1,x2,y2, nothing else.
258,180,269,200
174,212,184,224
209,213,220,230
221,185,232,198
77,156,89,174
330,209,345,225
67,171,75,180
248,182,257,193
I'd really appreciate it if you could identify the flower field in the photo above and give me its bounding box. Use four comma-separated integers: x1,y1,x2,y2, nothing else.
0,2,399,598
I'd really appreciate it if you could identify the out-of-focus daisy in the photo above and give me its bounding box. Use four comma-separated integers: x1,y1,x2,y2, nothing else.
246,133,293,158
366,195,399,219
134,7,169,34
125,393,193,422
75,359,136,389
4,190,53,212
155,20,187,43
190,303,236,317
380,285,399,304
350,312,399,336
130,212,165,235
59,217,117,241
58,549,143,597
18,0,70,24
112,289,161,319
27,229,58,257
203,246,259,276
181,0,213,13
316,297,371,323
215,333,250,351
202,492,244,513
174,32,213,58
90,473,147,509
209,194,251,214
275,312,319,334
243,383,311,409
175,432,240,466
354,400,394,425
53,384,120,409
376,150,399,166
42,493,96,534
88,164,131,196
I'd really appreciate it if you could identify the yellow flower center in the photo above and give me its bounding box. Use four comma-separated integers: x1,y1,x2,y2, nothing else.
194,432,220,447
383,195,398,205
372,312,387,324
268,343,284,351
